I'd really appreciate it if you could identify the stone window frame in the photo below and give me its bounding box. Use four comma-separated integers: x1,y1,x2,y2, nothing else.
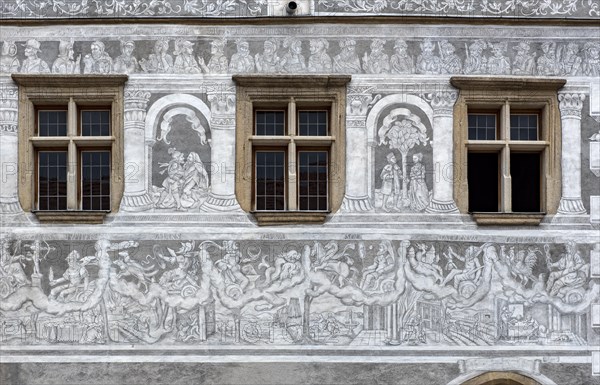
12,74,127,224
233,75,350,225
450,76,565,226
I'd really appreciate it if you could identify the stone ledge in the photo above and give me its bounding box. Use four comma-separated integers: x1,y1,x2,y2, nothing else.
450,76,566,91
11,74,128,88
233,74,351,88
33,211,108,224
471,212,545,226
253,211,329,226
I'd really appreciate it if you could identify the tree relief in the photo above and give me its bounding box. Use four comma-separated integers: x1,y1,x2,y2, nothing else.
374,107,432,213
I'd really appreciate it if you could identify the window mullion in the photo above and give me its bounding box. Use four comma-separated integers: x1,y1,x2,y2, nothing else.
67,98,77,136
67,140,78,210
287,98,297,211
501,144,511,213
501,101,511,213
67,98,78,210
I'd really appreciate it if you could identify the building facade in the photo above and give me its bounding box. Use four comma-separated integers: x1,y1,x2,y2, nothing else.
1,1,599,384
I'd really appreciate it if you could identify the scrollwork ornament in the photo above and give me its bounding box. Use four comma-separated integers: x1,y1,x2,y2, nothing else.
317,0,598,18
0,0,266,18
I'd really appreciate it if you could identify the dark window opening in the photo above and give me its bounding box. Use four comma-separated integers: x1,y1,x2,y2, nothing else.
511,152,541,212
468,152,499,212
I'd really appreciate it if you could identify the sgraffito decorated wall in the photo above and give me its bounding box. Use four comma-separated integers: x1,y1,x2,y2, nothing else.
1,6,599,385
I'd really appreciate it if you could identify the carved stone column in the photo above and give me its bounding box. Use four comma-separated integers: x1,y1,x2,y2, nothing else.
341,87,374,212
121,87,153,211
0,83,22,214
427,91,458,213
201,84,241,212
558,92,587,215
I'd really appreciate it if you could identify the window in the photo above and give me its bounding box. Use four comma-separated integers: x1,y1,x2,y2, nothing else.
12,74,127,223
233,75,350,225
451,77,565,225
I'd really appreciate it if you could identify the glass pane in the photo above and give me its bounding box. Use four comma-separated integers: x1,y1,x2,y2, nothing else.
38,111,67,136
298,111,328,136
81,151,111,211
510,114,538,140
255,151,285,210
298,151,328,211
81,110,111,136
255,111,285,136
467,114,496,140
38,151,67,210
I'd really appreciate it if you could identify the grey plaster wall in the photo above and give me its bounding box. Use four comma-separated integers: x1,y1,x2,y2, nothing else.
1,20,600,385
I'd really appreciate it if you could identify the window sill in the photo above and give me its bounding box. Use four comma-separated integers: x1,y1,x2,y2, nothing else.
471,212,545,226
252,211,329,226
32,210,109,224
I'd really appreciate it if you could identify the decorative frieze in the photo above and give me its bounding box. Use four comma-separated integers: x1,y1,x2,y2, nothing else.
0,0,267,18
0,236,598,351
317,0,600,18
2,0,598,19
4,37,600,78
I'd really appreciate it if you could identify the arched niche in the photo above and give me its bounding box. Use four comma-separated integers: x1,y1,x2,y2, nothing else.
146,93,211,142
365,93,435,209
448,371,557,385
144,94,212,211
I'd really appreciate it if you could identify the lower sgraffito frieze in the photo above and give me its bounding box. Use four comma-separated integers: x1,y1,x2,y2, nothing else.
0,235,598,348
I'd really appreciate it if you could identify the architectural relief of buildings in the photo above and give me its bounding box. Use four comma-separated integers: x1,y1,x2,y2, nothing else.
1,3,599,385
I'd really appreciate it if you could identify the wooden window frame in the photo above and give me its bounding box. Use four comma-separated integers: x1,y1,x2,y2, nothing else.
450,76,565,226
233,75,350,225
12,74,127,224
